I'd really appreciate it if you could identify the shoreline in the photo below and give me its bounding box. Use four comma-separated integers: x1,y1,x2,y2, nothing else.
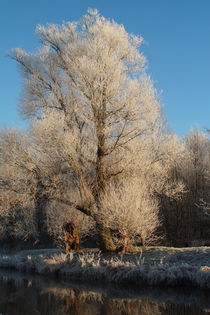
0,269,209,310
0,247,209,289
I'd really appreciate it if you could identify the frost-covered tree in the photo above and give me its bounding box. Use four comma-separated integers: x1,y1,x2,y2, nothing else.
9,9,165,250
159,128,210,245
184,128,210,192
184,129,210,241
98,178,160,251
0,129,37,241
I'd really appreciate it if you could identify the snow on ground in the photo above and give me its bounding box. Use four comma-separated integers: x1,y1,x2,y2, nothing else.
0,247,209,289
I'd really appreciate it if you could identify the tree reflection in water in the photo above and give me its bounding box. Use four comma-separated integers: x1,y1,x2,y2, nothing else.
0,271,209,315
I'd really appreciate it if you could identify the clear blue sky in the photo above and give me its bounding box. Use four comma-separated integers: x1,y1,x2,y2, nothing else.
0,0,210,136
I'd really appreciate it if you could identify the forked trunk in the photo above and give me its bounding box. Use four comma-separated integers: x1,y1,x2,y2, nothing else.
63,223,80,252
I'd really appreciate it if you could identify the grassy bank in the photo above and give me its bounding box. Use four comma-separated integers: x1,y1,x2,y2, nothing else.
0,247,209,289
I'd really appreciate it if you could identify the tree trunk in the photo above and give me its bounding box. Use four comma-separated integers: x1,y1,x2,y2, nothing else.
95,139,116,251
34,196,48,242
121,233,129,253
97,224,116,251
34,179,49,242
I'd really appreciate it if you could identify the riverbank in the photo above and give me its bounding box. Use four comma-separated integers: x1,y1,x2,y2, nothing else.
0,247,209,289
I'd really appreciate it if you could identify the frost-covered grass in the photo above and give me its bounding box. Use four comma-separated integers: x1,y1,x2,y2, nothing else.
0,247,210,289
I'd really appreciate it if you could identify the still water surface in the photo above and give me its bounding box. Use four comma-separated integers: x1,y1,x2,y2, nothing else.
0,270,209,315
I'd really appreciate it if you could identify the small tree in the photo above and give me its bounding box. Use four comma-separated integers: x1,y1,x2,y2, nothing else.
99,179,160,252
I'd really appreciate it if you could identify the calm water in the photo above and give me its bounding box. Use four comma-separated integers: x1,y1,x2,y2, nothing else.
0,270,209,315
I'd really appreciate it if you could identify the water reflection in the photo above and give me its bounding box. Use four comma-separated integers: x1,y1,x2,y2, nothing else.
0,270,209,315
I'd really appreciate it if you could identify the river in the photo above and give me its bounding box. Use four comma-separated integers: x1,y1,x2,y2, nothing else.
0,270,209,314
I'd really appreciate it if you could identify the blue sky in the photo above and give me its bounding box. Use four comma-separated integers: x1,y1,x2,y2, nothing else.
0,0,210,136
